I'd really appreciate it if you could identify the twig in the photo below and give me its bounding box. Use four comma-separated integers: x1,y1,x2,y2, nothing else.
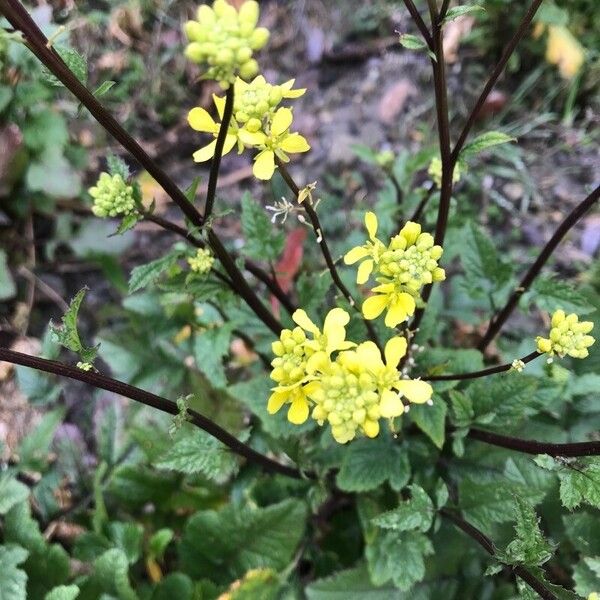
204,85,235,220
423,351,540,381
450,0,546,164
0,347,303,479
478,184,600,351
17,266,70,312
275,160,382,351
440,509,558,600
400,0,434,48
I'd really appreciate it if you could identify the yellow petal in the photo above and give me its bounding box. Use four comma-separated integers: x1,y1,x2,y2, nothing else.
281,79,306,97
213,94,226,119
365,211,378,240
384,294,415,328
363,419,380,438
363,294,388,321
380,389,403,418
223,134,237,155
344,245,370,265
356,341,384,371
396,379,433,404
188,107,218,133
306,351,327,374
303,380,321,398
267,390,288,414
271,107,293,137
279,133,310,154
253,150,276,180
323,307,350,337
292,309,320,335
399,221,421,246
288,395,309,424
357,259,374,285
192,140,217,162
238,129,267,146
371,282,395,294
384,336,408,367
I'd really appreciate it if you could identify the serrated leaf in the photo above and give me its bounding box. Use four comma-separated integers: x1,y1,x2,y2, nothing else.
530,277,596,315
535,456,600,510
410,395,447,449
398,34,428,50
94,548,138,600
50,288,98,363
154,426,238,483
106,154,130,180
517,566,581,600
496,496,554,567
442,5,484,23
366,530,433,591
461,131,516,159
0,477,30,515
128,250,183,293
372,485,434,532
107,522,143,565
241,192,284,262
337,436,411,492
0,545,28,600
179,499,307,583
93,80,116,98
42,46,87,86
44,585,80,600
193,323,235,389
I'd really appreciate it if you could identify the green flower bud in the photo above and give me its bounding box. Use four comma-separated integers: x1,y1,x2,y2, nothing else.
184,42,205,63
249,27,269,50
184,20,204,42
238,58,258,79
239,0,259,28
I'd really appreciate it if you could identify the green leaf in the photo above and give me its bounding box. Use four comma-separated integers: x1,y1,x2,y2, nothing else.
93,80,116,98
241,192,284,261
366,530,433,591
372,485,434,532
398,34,428,50
563,512,600,555
306,563,399,599
93,549,138,600
179,499,307,583
442,5,485,23
184,176,201,203
22,110,69,151
107,522,143,564
336,436,411,492
106,154,130,180
529,276,597,315
49,287,98,363
461,222,513,291
517,566,581,600
26,148,82,198
150,574,194,600
17,408,65,471
535,455,600,510
193,323,235,389
448,390,474,428
128,249,183,293
0,249,16,301
461,131,516,159
41,46,87,86
148,529,174,561
44,586,80,600
114,213,141,235
0,545,28,600
0,477,30,515
496,496,554,567
154,426,239,483
573,557,600,597
409,395,447,449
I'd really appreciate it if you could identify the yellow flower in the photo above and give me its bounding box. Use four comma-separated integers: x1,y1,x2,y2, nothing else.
588,593,599,600
267,380,320,425
238,107,310,180
187,248,214,274
545,25,585,79
343,212,386,284
354,337,433,417
536,309,595,359
362,283,416,328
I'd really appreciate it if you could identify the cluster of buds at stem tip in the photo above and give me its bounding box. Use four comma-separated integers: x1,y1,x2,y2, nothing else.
344,213,445,328
536,309,595,360
267,308,433,444
187,248,214,274
183,0,269,89
89,173,137,218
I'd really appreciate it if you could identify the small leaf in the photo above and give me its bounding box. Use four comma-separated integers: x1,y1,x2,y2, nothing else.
442,5,485,23
372,485,434,532
461,131,516,159
0,477,30,515
106,153,130,180
148,529,174,560
410,395,447,449
398,33,428,50
184,176,201,203
128,249,183,293
93,80,116,98
193,323,235,389
41,46,87,86
44,585,80,600
93,548,138,600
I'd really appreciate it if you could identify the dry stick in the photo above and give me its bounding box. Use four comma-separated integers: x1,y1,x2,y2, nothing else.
0,347,303,479
440,509,558,600
477,184,600,351
450,0,546,164
423,350,540,381
203,86,235,220
467,428,600,458
275,159,383,351
0,0,283,335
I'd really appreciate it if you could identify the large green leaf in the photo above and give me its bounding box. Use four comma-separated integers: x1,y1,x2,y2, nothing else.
529,276,597,315
179,499,307,583
128,249,184,293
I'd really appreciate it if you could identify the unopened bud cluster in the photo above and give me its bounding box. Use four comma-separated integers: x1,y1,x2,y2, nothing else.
187,249,214,274
89,173,137,218
536,309,595,359
184,0,268,88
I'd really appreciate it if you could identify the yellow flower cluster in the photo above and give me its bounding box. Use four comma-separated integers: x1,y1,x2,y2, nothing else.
345,213,445,328
188,76,309,180
536,309,595,359
89,173,137,218
187,248,214,274
183,0,269,88
267,308,433,443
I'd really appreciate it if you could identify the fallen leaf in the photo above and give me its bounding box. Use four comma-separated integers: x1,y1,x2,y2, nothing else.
377,79,417,124
443,16,475,63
